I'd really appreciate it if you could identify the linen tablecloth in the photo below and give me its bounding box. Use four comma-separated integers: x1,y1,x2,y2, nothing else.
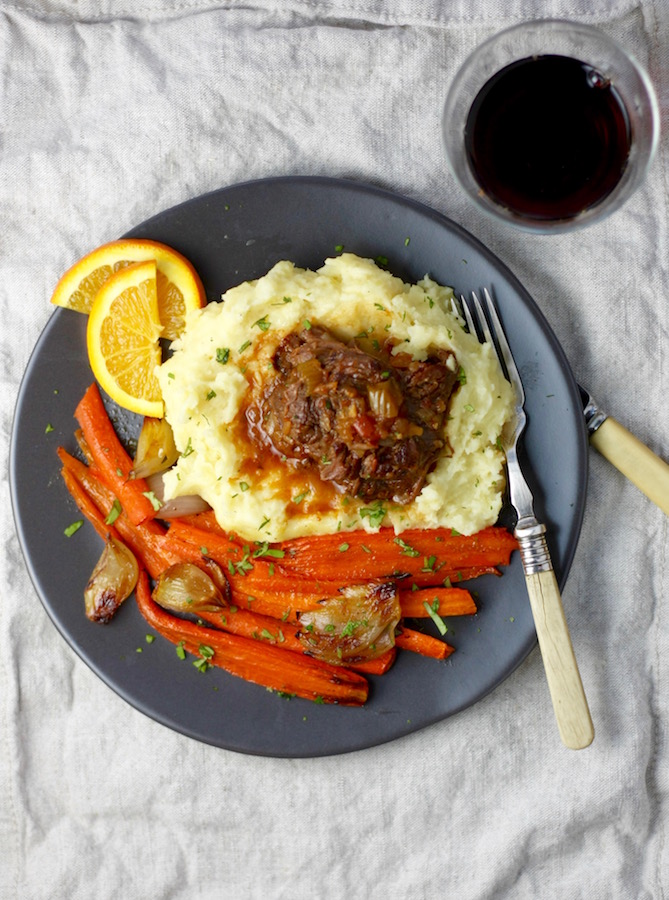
2,1,668,897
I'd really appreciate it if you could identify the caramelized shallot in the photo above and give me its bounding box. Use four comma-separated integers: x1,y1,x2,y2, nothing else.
152,562,228,615
84,535,139,623
132,416,179,479
297,581,401,664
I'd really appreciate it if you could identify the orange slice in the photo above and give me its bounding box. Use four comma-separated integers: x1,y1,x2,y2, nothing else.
87,260,165,418
51,239,206,340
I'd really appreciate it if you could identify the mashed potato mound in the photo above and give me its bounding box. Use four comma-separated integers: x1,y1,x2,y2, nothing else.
158,254,514,542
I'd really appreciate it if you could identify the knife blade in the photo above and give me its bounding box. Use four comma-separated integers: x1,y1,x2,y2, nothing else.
579,385,669,516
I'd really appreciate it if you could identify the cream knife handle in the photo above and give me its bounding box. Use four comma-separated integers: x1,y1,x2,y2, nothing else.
525,568,594,750
590,417,669,516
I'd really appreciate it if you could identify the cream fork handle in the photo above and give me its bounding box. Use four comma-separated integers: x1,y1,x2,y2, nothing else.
590,417,669,516
524,568,595,750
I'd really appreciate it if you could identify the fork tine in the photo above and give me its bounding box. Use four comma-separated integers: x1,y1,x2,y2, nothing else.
470,290,495,348
482,288,525,405
459,293,477,335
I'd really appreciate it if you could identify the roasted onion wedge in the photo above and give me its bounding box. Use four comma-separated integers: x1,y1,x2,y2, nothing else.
297,581,401,664
152,561,229,615
84,535,139,624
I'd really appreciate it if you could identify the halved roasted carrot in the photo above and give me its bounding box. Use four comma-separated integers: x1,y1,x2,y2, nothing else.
136,570,369,705
399,585,477,618
74,383,157,526
395,627,454,660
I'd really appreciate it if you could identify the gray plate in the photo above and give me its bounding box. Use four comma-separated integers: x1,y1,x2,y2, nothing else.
10,177,587,757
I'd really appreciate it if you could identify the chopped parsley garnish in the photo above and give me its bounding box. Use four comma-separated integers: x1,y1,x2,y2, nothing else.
421,555,437,572
142,491,162,511
359,500,386,528
423,600,448,635
252,542,285,559
64,519,84,537
105,499,122,525
394,537,420,557
193,644,214,673
229,548,254,575
253,315,271,331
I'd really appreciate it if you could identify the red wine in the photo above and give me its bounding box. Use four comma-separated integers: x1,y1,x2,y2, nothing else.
464,55,631,221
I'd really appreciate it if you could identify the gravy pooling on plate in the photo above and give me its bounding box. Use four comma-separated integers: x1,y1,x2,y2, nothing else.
157,254,514,543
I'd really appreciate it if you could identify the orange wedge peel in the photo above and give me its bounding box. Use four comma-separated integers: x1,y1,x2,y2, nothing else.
52,237,207,416
50,238,206,340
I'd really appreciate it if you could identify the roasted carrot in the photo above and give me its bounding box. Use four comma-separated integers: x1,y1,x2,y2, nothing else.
74,383,157,526
395,627,454,660
135,570,369,705
399,585,477,618
274,525,517,583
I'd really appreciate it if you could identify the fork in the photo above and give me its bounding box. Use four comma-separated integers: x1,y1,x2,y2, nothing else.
461,289,594,750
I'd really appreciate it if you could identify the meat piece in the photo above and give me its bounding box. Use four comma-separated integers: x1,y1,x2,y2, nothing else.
248,325,459,504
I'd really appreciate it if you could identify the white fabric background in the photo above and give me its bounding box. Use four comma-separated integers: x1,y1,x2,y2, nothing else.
1,1,668,898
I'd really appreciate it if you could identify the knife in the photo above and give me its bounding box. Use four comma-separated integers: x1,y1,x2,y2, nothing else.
579,386,669,516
